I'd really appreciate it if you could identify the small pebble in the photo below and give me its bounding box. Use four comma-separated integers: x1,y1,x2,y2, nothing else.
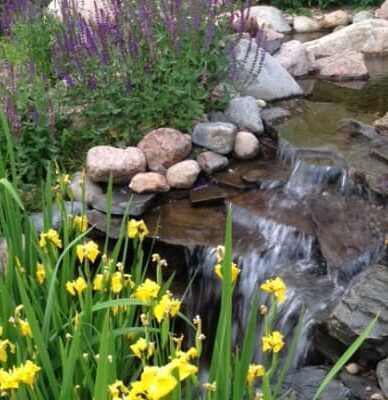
345,362,361,375
371,393,384,400
366,386,373,392
257,99,267,108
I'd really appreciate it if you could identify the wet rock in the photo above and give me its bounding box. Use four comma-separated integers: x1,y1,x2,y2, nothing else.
196,151,229,174
91,190,155,216
321,10,352,30
233,131,260,160
29,202,85,233
281,366,360,400
353,10,375,24
373,112,388,133
69,171,104,205
274,40,312,77
370,143,388,165
338,119,382,141
261,107,291,125
307,195,383,273
189,186,226,207
166,160,201,189
137,128,192,172
293,15,322,33
376,174,388,196
377,1,388,20
340,371,383,400
305,20,388,57
235,39,304,101
129,172,170,193
371,394,384,400
86,146,146,184
192,122,237,155
377,358,388,398
314,51,369,81
224,96,264,134
325,264,388,360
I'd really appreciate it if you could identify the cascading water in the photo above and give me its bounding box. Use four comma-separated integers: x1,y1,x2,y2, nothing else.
186,138,384,369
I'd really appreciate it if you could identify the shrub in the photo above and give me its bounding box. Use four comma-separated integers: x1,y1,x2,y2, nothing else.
267,0,382,10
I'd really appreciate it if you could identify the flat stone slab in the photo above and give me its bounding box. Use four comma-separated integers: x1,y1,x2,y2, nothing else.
325,264,388,360
370,143,388,164
189,186,226,207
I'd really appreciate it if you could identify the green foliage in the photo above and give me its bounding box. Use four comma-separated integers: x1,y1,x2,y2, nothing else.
268,0,382,10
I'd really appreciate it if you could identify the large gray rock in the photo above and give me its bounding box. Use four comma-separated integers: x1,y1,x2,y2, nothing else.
129,172,170,193
166,160,201,189
137,128,192,172
377,0,388,20
377,358,388,398
47,0,111,21
86,146,146,184
321,10,352,29
261,107,291,125
293,15,322,33
224,96,264,134
69,171,104,205
314,51,369,81
326,264,388,360
235,39,304,101
274,40,312,78
352,10,375,24
196,151,229,174
233,131,260,160
305,20,388,57
192,122,237,155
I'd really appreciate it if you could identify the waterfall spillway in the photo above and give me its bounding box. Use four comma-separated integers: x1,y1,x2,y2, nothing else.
186,141,384,367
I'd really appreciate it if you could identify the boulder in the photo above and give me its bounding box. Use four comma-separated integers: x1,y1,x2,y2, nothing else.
69,171,104,205
321,10,352,30
373,112,388,133
325,264,388,360
47,0,111,22
86,146,146,184
305,20,388,57
129,172,170,193
261,107,291,125
224,96,264,134
377,358,388,398
265,29,284,55
293,15,322,33
313,51,369,81
196,151,229,174
166,160,201,189
352,10,375,24
235,39,304,101
274,40,312,78
377,0,388,20
231,6,291,34
137,128,192,172
192,122,237,155
233,131,260,160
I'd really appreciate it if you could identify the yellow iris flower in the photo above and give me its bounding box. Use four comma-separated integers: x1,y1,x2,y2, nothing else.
35,263,46,284
261,331,285,354
214,262,241,283
153,292,181,323
260,277,287,304
72,214,88,232
39,229,62,249
127,219,149,241
134,279,160,304
66,277,88,296
130,337,154,359
246,364,265,387
76,241,100,263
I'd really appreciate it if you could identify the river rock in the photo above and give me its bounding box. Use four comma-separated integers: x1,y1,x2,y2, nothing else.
137,128,192,172
321,10,352,29
373,112,388,133
265,29,284,55
325,264,388,360
166,160,201,189
353,10,375,24
224,96,264,134
196,151,229,174
293,15,322,33
86,146,146,184
189,186,226,206
370,143,388,164
192,122,237,155
274,40,312,77
233,131,260,160
305,20,388,57
338,119,382,141
235,39,304,101
261,107,291,125
377,358,388,398
129,172,170,193
231,6,291,34
69,171,104,205
281,366,360,400
314,51,369,81
377,1,388,20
